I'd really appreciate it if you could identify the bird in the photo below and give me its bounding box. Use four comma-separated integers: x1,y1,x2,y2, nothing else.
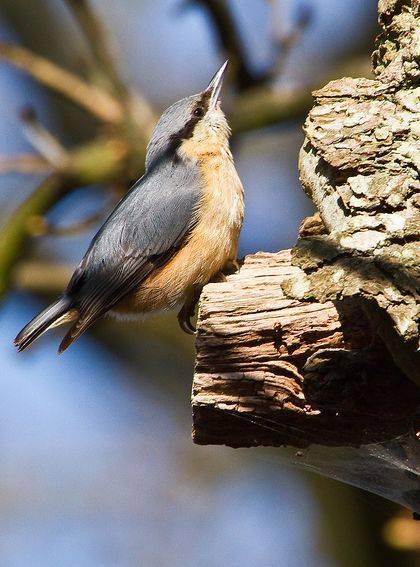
14,61,244,353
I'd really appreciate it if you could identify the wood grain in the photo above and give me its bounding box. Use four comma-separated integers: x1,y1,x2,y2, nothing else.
192,250,419,448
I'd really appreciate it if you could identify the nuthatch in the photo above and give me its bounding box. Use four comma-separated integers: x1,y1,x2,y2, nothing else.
15,61,244,353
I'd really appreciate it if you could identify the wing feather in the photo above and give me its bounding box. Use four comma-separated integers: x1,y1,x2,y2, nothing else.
66,157,202,325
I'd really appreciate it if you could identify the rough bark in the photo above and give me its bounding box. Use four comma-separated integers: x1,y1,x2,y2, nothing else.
294,0,420,385
192,250,420,513
193,250,419,448
192,1,420,511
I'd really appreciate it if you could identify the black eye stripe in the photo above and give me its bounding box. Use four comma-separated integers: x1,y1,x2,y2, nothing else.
170,91,211,146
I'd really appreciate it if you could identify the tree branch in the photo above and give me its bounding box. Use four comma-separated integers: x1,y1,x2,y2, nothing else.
64,0,156,132
0,154,51,175
0,42,123,123
0,174,69,297
19,106,69,167
229,56,372,135
268,0,314,80
192,250,420,513
230,85,313,134
12,260,72,294
25,209,106,237
193,251,419,447
191,0,258,90
64,0,129,97
192,0,420,513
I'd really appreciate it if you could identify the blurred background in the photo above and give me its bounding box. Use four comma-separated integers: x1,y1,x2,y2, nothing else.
0,1,419,565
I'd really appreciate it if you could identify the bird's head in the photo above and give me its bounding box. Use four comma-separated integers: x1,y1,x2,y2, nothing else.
146,61,230,169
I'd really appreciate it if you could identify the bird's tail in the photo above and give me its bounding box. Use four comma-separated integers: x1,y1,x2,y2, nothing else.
14,296,77,352
57,315,95,354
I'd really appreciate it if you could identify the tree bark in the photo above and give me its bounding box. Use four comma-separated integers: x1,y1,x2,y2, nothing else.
192,1,420,512
294,0,420,385
193,249,419,447
192,250,420,512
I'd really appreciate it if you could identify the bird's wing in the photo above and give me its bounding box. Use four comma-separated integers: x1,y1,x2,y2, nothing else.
60,159,202,350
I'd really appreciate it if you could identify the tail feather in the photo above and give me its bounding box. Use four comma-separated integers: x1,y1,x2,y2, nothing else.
14,297,75,352
58,316,95,354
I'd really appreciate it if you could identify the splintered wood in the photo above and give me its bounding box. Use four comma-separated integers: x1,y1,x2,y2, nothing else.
192,251,419,448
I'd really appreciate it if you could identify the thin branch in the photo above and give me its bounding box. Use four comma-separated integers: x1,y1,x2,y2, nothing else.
64,0,156,132
190,0,258,90
27,209,108,237
0,136,137,299
0,155,52,175
269,1,314,80
230,56,372,135
230,85,313,134
0,174,70,297
191,0,308,90
64,0,129,98
19,107,69,168
12,260,72,294
0,42,123,124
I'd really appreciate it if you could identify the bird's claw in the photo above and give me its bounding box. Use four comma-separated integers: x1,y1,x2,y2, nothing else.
210,271,227,283
211,260,240,284
177,305,196,335
177,286,202,334
222,259,240,275
177,285,203,335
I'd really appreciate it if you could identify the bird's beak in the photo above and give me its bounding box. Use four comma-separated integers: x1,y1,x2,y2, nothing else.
205,60,228,109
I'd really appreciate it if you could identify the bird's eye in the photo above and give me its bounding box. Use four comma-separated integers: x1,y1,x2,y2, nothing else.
194,106,204,117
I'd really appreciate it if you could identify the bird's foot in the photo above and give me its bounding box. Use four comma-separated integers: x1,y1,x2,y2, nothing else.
177,285,202,335
210,261,240,285
210,271,227,283
177,303,196,335
222,259,240,276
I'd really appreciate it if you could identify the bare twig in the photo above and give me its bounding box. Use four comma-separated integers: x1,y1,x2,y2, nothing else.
230,56,371,134
27,207,110,237
230,85,312,134
269,1,314,79
19,107,69,168
64,0,128,98
189,0,258,90
0,42,123,124
0,174,69,297
26,212,100,237
64,0,156,132
191,0,312,90
12,260,72,294
0,155,51,175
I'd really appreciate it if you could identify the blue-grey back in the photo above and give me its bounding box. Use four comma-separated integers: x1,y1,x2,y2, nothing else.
66,155,202,316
